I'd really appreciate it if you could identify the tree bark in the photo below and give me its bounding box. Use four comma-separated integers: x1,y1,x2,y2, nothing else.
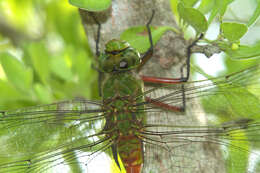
79,0,225,172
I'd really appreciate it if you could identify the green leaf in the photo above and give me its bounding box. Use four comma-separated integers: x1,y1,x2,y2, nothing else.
202,87,260,121
221,23,248,42
178,3,208,33
219,0,234,16
69,0,111,11
247,2,260,27
208,0,234,24
226,130,249,173
170,0,179,22
33,83,53,104
71,49,93,83
201,65,260,121
198,0,215,14
50,55,74,81
27,42,50,85
224,42,260,60
120,26,176,53
0,52,33,92
0,80,24,102
180,0,199,7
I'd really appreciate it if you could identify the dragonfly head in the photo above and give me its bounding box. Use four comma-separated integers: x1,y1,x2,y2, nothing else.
98,39,141,73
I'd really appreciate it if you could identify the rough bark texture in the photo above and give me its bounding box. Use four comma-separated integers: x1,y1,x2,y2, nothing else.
79,0,225,172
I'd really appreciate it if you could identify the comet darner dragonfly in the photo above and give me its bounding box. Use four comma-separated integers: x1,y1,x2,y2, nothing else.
0,11,260,173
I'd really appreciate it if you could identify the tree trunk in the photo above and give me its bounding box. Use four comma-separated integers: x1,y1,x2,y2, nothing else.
79,0,225,172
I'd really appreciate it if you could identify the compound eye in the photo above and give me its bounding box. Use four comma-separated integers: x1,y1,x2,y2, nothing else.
119,60,128,68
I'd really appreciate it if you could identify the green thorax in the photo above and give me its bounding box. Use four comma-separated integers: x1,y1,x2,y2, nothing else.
100,39,145,133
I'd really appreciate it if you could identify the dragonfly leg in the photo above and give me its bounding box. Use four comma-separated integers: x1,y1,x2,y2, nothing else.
145,97,184,112
0,111,5,115
142,35,204,112
180,34,204,82
180,68,186,111
142,75,186,84
89,13,101,57
172,34,203,111
90,13,103,96
141,34,204,84
138,10,155,70
142,67,188,112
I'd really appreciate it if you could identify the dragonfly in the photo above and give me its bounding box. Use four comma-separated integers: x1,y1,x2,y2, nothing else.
0,11,260,173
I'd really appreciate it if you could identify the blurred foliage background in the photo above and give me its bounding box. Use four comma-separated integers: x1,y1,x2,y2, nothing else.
0,0,98,110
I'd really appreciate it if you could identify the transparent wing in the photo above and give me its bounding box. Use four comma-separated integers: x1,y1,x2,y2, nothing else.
141,118,260,173
138,64,260,173
0,98,112,173
1,65,259,173
141,64,260,119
